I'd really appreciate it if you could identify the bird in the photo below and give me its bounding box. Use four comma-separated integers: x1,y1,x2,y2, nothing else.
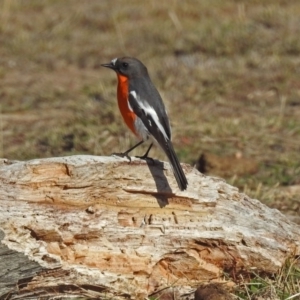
101,57,188,191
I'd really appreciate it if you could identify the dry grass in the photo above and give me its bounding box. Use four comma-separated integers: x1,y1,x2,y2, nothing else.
234,257,300,299
0,0,300,298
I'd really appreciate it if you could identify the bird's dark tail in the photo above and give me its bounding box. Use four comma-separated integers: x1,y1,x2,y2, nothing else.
164,140,188,191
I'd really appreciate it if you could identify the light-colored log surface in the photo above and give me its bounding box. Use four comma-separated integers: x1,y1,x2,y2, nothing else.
0,156,299,299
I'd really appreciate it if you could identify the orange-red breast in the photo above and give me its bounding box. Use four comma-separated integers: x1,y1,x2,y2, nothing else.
102,57,188,191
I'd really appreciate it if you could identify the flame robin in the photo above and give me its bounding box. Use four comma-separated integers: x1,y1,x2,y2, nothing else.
101,57,188,191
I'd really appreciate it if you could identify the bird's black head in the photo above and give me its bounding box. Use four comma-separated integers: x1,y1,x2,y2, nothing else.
101,57,148,78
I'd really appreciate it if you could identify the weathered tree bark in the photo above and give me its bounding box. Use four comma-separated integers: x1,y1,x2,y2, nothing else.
0,156,299,299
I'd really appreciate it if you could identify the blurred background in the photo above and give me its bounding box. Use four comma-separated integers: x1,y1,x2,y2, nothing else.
0,0,299,219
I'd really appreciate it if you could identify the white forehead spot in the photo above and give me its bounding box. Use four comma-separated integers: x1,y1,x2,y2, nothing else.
111,58,118,65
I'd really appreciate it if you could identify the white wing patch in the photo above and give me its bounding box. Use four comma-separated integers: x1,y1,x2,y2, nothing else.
130,90,138,99
127,99,133,112
130,91,169,140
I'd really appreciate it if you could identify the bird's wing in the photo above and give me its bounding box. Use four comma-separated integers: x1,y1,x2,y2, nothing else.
128,90,170,143
128,89,188,191
128,75,171,139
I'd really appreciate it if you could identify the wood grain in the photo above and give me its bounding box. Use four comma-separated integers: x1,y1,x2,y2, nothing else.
0,156,299,299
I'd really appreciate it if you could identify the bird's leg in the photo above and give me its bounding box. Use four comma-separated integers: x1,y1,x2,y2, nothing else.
112,140,144,162
135,143,155,164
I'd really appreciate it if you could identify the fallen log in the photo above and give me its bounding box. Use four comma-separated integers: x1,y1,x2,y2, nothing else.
0,156,299,299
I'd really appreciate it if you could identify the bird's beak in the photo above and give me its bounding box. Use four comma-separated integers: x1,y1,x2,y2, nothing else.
101,62,116,70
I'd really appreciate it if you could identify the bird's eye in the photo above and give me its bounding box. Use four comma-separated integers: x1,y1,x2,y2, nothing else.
122,62,128,68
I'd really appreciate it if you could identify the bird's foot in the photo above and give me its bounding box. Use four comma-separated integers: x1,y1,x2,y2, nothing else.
135,143,154,164
135,154,155,165
112,152,131,162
